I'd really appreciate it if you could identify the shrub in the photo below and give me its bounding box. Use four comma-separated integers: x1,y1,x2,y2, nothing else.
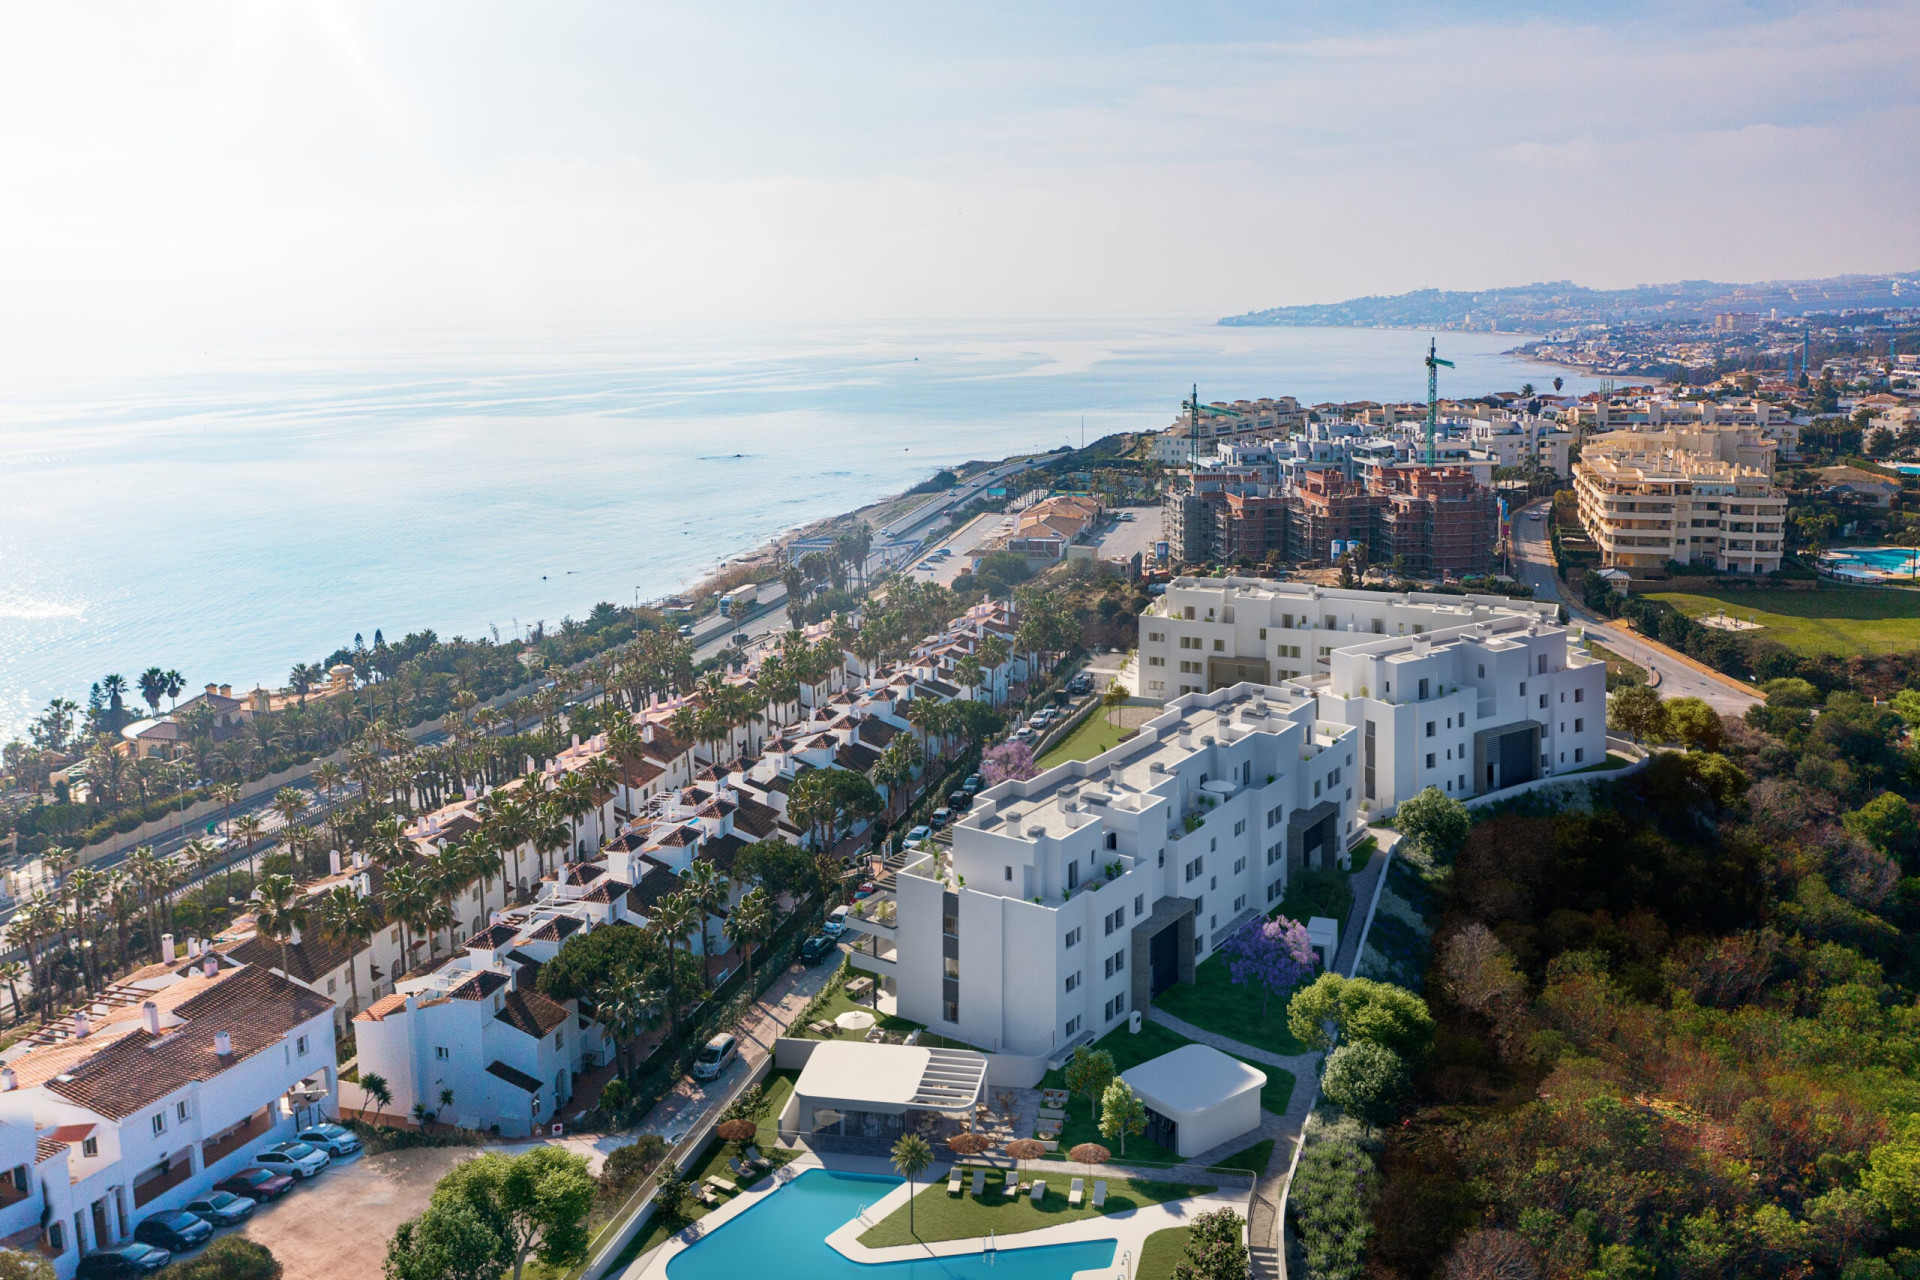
157,1238,281,1280
1290,1138,1376,1280
599,1134,669,1203
1319,1041,1411,1127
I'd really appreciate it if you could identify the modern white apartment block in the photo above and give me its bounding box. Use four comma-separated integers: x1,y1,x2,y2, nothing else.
865,684,1360,1059
1136,577,1607,809
0,954,337,1275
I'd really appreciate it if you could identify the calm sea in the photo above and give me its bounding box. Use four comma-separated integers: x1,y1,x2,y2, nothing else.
0,319,1601,741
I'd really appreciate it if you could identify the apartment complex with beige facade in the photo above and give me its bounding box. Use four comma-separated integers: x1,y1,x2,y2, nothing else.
1573,427,1787,574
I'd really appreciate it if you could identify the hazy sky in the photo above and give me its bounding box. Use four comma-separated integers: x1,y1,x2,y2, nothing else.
0,1,1913,350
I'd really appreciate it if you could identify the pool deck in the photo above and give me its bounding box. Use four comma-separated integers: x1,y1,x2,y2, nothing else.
625,1156,1246,1280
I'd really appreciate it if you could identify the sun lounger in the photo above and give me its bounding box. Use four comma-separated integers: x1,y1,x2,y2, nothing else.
948,1168,964,1194
706,1176,737,1195
1069,1177,1084,1207
1092,1180,1107,1209
1030,1179,1046,1204
971,1169,986,1196
696,1186,721,1207
1003,1175,1019,1198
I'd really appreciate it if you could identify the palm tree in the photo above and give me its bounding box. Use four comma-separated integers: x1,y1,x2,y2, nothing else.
724,887,773,981
138,668,170,716
0,960,24,1026
647,891,698,1040
10,895,56,1019
380,862,432,973
313,887,381,1017
890,1134,934,1235
231,814,266,883
360,1072,393,1123
163,669,185,710
271,787,310,836
682,860,731,987
313,762,346,806
596,969,665,1076
253,873,309,984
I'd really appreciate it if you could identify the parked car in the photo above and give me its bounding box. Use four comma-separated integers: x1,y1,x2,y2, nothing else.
823,904,850,936
948,790,972,811
295,1121,362,1157
962,775,982,793
215,1168,294,1203
930,808,951,829
853,881,877,899
255,1141,330,1180
134,1211,212,1253
77,1244,171,1278
182,1192,255,1226
800,933,839,965
692,1033,739,1081
904,824,932,845
1012,726,1034,741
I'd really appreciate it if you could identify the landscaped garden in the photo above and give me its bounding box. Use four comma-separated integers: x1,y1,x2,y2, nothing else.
1036,710,1136,769
856,1170,1215,1247
1645,586,1920,657
1137,1225,1194,1280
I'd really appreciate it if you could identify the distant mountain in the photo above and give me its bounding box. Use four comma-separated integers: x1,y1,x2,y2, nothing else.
1221,272,1920,330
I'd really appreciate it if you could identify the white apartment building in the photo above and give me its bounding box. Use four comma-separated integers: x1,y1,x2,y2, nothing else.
862,684,1359,1059
1135,578,1607,809
1150,398,1305,464
0,954,337,1275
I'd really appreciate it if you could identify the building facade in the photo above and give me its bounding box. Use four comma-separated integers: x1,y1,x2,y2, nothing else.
1573,433,1788,573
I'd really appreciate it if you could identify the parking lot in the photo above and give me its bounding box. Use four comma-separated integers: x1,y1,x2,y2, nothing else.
234,1146,475,1280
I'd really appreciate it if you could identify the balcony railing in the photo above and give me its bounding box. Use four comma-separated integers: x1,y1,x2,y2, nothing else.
133,1153,195,1207
201,1107,274,1168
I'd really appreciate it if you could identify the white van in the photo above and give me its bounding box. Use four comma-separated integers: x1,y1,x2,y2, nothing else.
692,1033,738,1081
824,905,851,937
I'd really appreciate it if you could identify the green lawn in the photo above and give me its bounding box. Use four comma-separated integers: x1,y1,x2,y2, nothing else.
1571,752,1633,774
1138,1226,1193,1280
791,985,925,1041
1586,641,1648,686
1647,587,1920,658
1207,1137,1276,1176
1037,712,1135,769
1036,1021,1294,1163
856,1171,1214,1247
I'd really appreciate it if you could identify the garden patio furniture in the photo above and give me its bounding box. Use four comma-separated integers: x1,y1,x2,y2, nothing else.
1004,1176,1020,1198
1092,1180,1107,1209
1030,1180,1046,1204
948,1168,964,1194
971,1169,986,1196
1069,1177,1084,1207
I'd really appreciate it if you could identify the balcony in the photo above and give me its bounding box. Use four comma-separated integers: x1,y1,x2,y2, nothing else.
201,1106,274,1168
846,947,899,978
844,895,897,939
133,1151,196,1207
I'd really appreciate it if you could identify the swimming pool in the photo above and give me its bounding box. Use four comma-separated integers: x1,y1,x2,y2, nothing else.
662,1169,1117,1280
1827,547,1920,574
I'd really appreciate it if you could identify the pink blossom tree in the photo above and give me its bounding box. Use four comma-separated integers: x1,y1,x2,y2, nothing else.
1221,914,1317,1018
981,740,1038,785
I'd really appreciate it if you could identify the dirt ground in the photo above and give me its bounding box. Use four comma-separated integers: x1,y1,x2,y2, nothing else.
237,1147,476,1280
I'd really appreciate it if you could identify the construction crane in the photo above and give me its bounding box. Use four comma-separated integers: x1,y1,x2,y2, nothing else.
1423,338,1453,466
1183,385,1245,470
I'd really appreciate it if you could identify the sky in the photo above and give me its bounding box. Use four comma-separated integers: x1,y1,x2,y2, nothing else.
0,0,1913,355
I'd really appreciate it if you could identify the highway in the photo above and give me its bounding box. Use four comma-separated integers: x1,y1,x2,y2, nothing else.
1511,500,1761,716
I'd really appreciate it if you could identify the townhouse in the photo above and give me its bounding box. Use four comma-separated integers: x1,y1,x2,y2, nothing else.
0,953,336,1275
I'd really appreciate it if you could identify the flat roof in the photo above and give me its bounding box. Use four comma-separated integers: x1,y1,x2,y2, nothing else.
793,1041,988,1114
1121,1044,1265,1120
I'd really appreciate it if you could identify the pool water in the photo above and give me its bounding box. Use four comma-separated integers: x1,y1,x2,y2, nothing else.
1829,547,1920,573
661,1169,1117,1280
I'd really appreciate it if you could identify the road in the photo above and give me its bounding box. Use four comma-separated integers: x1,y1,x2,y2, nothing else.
1511,500,1760,716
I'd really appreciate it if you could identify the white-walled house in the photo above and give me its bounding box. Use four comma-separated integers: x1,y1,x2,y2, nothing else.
861,683,1359,1059
1136,577,1606,811
0,954,336,1276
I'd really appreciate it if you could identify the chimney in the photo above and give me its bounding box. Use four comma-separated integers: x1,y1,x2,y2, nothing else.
220,684,232,699
464,785,476,802
143,1001,161,1035
642,723,655,742
214,1031,232,1056
202,956,218,978
161,934,176,963
572,733,581,749
1,1068,14,1092
74,1011,90,1038
358,871,372,897
205,684,219,698
329,850,342,876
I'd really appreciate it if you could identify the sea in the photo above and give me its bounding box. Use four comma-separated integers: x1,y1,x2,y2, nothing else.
0,318,1603,742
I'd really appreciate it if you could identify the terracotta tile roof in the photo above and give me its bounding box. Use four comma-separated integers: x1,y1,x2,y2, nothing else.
525,916,585,943
354,992,411,1023
652,826,699,848
34,966,332,1120
35,1137,65,1165
627,866,681,914
581,879,632,905
465,923,519,951
857,719,900,749
451,971,511,1001
486,1061,543,1093
222,931,357,986
621,758,666,788
700,834,747,876
920,678,961,699
732,797,782,840
494,989,570,1039
835,742,882,774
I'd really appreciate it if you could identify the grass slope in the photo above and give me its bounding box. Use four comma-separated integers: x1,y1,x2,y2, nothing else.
1138,1226,1194,1280
1037,712,1134,769
1207,1137,1276,1175
856,1172,1213,1247
1647,587,1920,657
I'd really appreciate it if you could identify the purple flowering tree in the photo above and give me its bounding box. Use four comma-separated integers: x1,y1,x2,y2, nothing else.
981,740,1038,785
1220,914,1317,1018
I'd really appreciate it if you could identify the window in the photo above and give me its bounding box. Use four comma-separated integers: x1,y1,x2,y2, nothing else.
1005,866,1013,881
944,999,959,1023
1574,747,1585,763
152,1113,167,1137
1148,656,1164,666
1574,687,1585,703
1135,894,1145,917
1519,681,1527,696
1233,894,1246,912
1267,880,1282,901
296,1034,309,1057
1426,753,1436,769
1233,856,1246,874
943,909,959,936
46,1223,62,1256
1419,677,1430,700
555,1028,564,1048
944,955,960,979
1267,842,1282,865
1314,779,1321,797
1574,718,1584,733
1539,693,1548,709
1184,857,1203,882
437,1046,451,1060
1477,663,1485,677
1148,631,1164,642
1105,908,1125,935
1267,805,1282,827
1538,654,1547,674
1212,639,1225,652
177,1100,191,1122
1104,995,1127,1022
1183,607,1195,620
1065,1015,1082,1036
1258,628,1267,639
1426,721,1436,738
82,1137,98,1158
327,978,336,994
1179,636,1199,649
1232,819,1245,836
1065,928,1081,949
